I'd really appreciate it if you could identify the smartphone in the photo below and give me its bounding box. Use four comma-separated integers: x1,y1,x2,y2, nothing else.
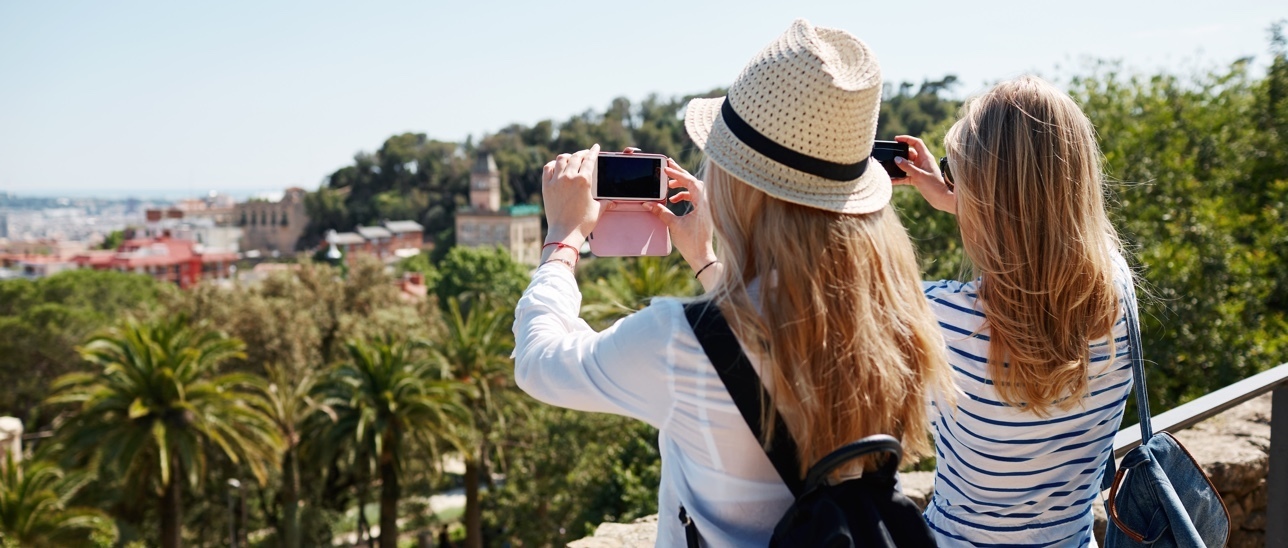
871,141,910,179
588,152,672,257
595,152,667,201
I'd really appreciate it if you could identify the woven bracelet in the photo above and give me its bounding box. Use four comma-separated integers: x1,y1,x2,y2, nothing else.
542,242,579,266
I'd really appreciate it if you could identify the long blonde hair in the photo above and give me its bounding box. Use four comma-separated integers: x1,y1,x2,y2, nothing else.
945,75,1122,415
702,162,952,473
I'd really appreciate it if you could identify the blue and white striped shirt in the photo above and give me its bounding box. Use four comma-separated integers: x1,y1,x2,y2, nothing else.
922,272,1134,547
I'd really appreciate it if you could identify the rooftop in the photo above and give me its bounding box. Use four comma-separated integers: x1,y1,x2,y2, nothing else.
472,153,498,175
457,204,541,217
327,231,366,246
356,226,393,239
384,220,424,234
72,237,235,268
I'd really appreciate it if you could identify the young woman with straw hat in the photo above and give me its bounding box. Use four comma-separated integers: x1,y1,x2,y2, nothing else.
895,75,1136,547
513,19,952,546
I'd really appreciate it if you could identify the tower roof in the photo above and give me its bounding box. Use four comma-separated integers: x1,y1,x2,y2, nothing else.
472,153,498,175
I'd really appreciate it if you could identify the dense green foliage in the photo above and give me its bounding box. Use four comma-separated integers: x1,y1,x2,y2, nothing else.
0,270,168,427
0,454,116,547
0,28,1285,546
46,317,280,548
315,339,466,548
433,246,530,311
1070,42,1288,410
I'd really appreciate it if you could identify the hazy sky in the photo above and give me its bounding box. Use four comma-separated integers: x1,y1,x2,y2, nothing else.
1,1,1284,198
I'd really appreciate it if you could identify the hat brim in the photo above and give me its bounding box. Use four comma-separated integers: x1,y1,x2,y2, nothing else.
684,97,892,215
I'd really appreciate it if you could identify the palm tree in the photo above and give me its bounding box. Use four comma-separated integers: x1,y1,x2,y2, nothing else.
581,255,700,328
430,297,520,548
47,316,281,548
0,454,117,547
316,338,466,548
252,363,332,548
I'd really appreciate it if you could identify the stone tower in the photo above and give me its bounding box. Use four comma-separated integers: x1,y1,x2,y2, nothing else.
470,154,501,213
455,152,543,265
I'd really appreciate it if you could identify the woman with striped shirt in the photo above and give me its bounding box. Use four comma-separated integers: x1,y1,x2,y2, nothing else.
894,75,1135,547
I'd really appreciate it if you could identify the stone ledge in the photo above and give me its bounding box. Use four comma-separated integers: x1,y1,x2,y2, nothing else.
571,393,1274,547
567,515,658,548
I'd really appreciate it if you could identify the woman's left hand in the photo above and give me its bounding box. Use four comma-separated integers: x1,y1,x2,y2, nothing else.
542,144,603,245
648,158,717,277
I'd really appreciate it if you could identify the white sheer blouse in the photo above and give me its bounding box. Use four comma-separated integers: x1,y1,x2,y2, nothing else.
512,263,791,547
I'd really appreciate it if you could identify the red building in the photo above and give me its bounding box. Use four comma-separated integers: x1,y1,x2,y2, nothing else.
383,221,425,254
72,236,238,289
323,220,425,266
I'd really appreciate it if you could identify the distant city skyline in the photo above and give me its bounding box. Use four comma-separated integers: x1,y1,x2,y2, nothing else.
1,0,1285,198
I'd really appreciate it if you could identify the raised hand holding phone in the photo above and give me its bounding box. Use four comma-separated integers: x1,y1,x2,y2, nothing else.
892,135,956,214
647,159,718,286
541,144,603,253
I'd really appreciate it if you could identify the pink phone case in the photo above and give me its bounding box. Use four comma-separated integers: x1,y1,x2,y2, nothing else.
589,209,672,257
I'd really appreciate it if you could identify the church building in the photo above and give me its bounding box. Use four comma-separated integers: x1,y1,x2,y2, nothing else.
454,154,542,265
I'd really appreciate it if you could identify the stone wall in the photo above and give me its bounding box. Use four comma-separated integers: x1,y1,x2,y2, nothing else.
571,393,1275,547
1167,392,1273,547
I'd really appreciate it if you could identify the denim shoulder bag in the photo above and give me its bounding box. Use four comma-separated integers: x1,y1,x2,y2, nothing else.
1103,291,1230,548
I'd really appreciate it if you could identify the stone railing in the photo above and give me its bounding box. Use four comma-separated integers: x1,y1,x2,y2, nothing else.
571,391,1276,547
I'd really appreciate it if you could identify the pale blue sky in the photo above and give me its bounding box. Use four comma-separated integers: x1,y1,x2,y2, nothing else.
1,1,1283,198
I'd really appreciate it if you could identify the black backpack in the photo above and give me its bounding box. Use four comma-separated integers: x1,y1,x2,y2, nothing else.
680,303,938,548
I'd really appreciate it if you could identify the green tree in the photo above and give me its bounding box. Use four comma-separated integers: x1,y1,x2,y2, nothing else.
0,454,117,547
178,257,434,371
176,257,438,544
1068,49,1288,409
487,407,660,546
579,254,701,329
253,363,331,548
396,253,442,289
46,317,281,548
877,76,962,140
97,230,125,251
0,270,166,427
303,134,468,251
315,338,466,548
434,246,530,311
430,297,518,548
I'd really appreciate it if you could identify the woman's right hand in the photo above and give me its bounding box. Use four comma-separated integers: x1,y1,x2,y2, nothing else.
541,144,603,247
893,135,956,214
647,158,718,280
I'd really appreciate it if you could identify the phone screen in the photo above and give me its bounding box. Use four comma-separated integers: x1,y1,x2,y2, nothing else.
597,156,664,200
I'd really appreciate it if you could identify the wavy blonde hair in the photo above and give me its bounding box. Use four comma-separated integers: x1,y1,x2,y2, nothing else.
945,75,1122,415
702,162,952,474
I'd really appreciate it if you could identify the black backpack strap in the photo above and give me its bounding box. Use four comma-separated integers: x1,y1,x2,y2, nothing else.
682,301,805,495
679,505,699,548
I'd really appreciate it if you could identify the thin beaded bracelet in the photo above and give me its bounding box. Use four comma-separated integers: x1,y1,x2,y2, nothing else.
694,260,720,279
542,257,576,272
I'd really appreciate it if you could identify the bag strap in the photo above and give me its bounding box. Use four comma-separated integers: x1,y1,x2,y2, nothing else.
1124,286,1153,441
682,301,806,496
1102,283,1152,491
804,434,902,492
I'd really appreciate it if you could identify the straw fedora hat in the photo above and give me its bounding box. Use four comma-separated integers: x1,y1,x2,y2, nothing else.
685,19,889,214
